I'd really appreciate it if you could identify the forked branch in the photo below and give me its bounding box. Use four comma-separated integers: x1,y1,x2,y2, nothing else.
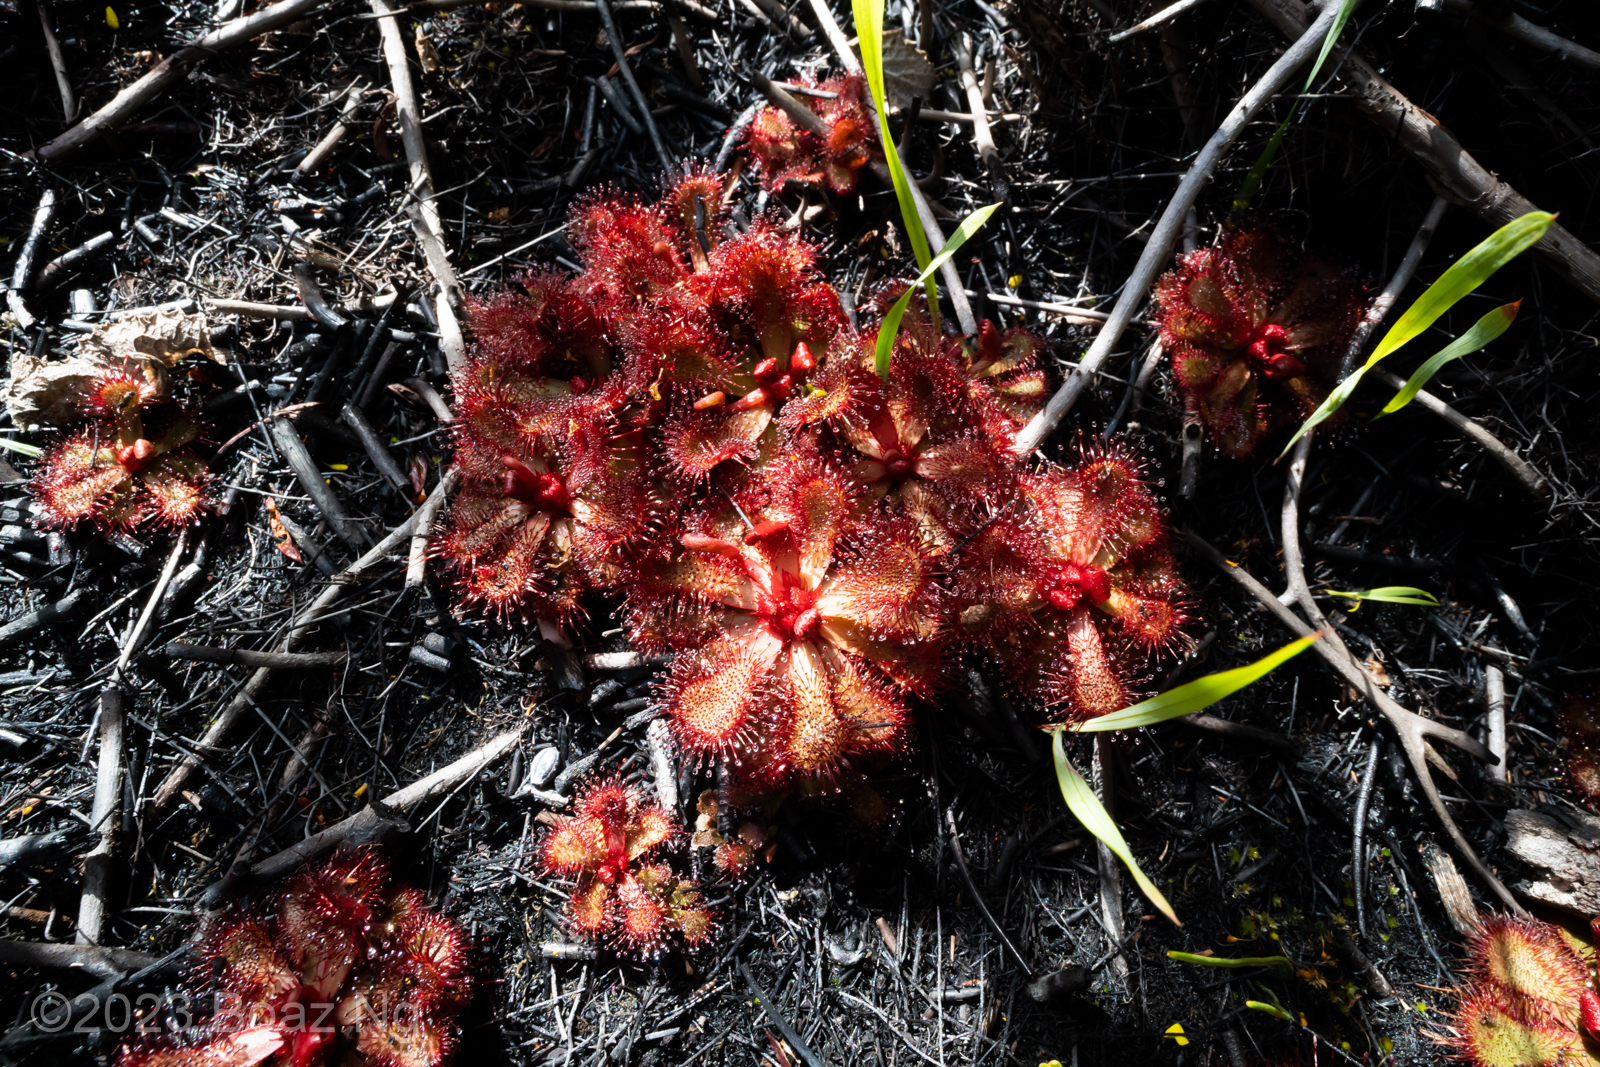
1184,530,1524,914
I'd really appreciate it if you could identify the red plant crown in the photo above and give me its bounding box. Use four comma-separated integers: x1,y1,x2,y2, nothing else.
952,441,1189,725
539,777,712,952
631,450,941,792
33,369,210,531
745,73,879,194
1151,225,1365,459
120,849,470,1067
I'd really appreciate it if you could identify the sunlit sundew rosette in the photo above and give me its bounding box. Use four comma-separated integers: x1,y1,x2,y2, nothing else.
437,267,652,619
34,370,210,531
538,777,712,954
118,850,470,1067
951,443,1189,724
782,300,1048,557
628,452,943,796
1441,913,1600,1067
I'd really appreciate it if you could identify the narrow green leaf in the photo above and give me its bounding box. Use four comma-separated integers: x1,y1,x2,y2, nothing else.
1232,110,1297,215
0,438,43,459
851,0,935,316
1375,300,1520,417
1167,951,1295,978
1302,0,1359,96
1071,632,1320,733
1052,731,1179,925
1233,0,1358,212
1326,586,1440,608
1372,214,1550,364
875,203,1000,378
1245,1000,1295,1023
1280,211,1554,457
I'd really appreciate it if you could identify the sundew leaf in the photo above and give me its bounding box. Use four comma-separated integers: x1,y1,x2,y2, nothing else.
1071,632,1320,733
1167,951,1295,978
874,203,1000,378
1052,730,1179,925
852,0,935,312
1375,300,1520,417
1326,586,1441,608
1280,211,1554,457
1233,0,1359,212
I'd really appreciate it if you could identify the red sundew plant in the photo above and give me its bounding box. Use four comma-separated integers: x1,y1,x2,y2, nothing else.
782,299,1047,556
1443,914,1600,1067
631,451,941,792
952,443,1189,724
438,274,648,620
120,850,470,1067
540,778,712,952
1151,225,1365,459
439,172,1188,802
745,73,878,194
33,370,210,531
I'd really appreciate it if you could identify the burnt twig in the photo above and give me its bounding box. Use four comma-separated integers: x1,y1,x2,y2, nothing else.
27,0,336,162
594,0,674,173
0,941,159,982
295,80,367,178
1247,0,1600,305
163,643,349,668
0,588,89,651
7,189,56,329
944,808,1031,975
368,0,468,371
342,403,416,499
1012,0,1352,453
1183,530,1524,914
405,467,459,589
150,505,440,815
952,33,1006,203
269,418,373,551
1367,367,1550,498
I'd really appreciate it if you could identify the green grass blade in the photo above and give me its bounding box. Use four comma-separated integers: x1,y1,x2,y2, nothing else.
1232,105,1298,215
1326,586,1440,607
0,438,43,459
1302,0,1358,95
1052,730,1179,925
1167,951,1295,978
851,0,934,315
1233,0,1356,212
1279,211,1553,457
1369,213,1550,365
1071,632,1319,733
875,203,1000,378
1375,300,1520,417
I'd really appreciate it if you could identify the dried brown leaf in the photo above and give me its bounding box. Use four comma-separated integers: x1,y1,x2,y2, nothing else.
264,497,303,563
881,29,936,112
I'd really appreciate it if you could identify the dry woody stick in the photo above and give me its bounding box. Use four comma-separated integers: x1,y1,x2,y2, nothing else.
1184,530,1524,914
150,505,437,815
369,0,468,372
27,0,335,163
1247,0,1600,306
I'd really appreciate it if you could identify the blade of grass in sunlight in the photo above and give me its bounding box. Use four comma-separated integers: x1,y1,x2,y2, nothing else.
1280,211,1553,457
